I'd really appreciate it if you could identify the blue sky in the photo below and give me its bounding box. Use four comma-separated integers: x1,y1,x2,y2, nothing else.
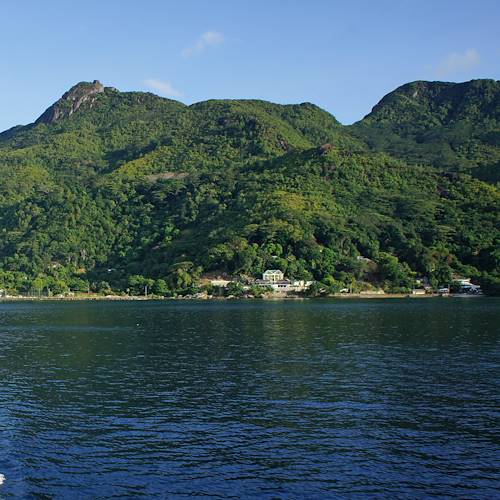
0,0,498,131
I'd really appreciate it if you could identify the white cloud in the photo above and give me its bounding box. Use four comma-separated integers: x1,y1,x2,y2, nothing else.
182,31,224,57
435,49,480,78
143,79,183,98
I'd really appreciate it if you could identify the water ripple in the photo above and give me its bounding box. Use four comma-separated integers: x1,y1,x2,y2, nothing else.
0,299,499,498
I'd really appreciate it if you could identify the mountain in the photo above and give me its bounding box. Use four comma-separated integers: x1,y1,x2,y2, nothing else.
0,80,498,296
0,81,360,180
35,80,106,124
351,79,500,182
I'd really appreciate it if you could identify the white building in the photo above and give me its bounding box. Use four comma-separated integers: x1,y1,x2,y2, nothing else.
262,270,284,282
452,276,482,294
255,271,313,293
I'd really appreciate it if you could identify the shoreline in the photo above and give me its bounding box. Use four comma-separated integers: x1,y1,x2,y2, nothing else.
0,293,482,302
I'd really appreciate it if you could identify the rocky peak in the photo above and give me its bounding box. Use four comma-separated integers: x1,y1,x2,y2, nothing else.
35,80,105,124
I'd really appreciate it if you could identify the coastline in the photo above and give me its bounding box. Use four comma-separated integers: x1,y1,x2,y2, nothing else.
0,293,471,302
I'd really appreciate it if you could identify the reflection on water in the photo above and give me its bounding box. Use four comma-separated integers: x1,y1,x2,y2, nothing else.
0,299,499,497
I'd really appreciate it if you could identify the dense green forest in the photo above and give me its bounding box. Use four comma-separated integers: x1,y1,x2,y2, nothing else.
0,79,498,296
351,79,500,182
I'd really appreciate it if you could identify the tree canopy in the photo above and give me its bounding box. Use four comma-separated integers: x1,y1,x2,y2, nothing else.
0,79,498,296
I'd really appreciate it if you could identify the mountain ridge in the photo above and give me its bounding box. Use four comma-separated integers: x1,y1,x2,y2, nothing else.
358,79,499,125
351,78,500,179
0,78,498,296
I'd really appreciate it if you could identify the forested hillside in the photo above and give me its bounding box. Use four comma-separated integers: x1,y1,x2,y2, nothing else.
351,79,500,182
0,79,498,296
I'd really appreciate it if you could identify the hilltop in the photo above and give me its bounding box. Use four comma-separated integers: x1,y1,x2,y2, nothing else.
351,79,500,181
0,81,360,180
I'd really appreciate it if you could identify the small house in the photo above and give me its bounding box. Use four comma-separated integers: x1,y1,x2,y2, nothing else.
254,270,313,293
262,270,284,282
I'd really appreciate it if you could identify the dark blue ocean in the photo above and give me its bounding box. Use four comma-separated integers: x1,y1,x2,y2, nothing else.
0,298,499,498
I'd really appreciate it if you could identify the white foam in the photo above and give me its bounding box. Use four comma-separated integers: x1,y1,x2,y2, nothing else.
0,473,5,486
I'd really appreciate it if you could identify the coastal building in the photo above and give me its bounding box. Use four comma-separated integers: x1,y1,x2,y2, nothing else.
255,270,313,293
451,275,482,294
459,282,482,294
262,269,284,282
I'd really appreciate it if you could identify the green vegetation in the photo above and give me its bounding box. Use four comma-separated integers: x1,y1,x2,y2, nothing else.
0,79,498,297
351,79,500,182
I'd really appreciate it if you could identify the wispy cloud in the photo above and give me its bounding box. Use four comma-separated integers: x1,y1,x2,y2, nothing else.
182,31,224,57
143,78,183,98
435,49,480,78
